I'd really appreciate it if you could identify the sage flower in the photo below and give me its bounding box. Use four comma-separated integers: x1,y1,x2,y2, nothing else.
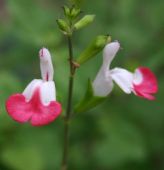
93,42,158,100
6,48,62,126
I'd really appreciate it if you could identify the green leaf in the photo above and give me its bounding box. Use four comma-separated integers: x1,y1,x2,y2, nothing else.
75,80,106,113
74,15,95,30
76,35,111,65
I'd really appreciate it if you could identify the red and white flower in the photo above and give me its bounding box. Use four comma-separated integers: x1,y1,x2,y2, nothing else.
6,48,62,126
93,42,158,100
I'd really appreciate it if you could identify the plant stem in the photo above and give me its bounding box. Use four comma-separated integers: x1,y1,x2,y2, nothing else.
61,35,75,170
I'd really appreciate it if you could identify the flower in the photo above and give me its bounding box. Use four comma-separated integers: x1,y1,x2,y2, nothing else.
92,42,158,100
6,48,62,126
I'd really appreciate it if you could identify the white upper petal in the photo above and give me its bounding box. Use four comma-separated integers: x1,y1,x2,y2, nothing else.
39,48,54,81
102,41,120,70
22,79,56,105
110,67,133,94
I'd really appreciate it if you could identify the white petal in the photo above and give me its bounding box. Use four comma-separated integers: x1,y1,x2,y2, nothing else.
22,79,43,101
39,48,54,81
102,41,120,70
40,81,56,105
92,68,113,97
133,69,143,85
110,67,133,94
92,41,120,97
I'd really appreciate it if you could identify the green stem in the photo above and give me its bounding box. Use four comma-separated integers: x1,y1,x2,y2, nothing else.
61,36,75,170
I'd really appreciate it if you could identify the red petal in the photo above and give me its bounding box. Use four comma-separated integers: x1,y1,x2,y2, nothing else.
133,67,158,100
6,88,62,126
6,94,33,123
30,101,61,126
134,90,155,100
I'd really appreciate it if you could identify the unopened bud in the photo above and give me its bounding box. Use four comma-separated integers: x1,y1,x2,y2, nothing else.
56,19,70,34
95,35,111,47
70,7,81,19
63,5,71,17
76,35,111,64
74,15,95,30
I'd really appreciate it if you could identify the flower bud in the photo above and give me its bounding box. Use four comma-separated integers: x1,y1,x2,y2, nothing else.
74,15,95,30
63,5,71,17
76,35,111,64
70,7,81,19
56,19,70,34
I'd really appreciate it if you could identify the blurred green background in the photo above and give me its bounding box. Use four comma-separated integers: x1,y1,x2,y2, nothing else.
0,0,164,169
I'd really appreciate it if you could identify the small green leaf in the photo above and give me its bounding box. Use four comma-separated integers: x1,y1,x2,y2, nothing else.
75,80,106,113
76,35,111,64
74,15,95,30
